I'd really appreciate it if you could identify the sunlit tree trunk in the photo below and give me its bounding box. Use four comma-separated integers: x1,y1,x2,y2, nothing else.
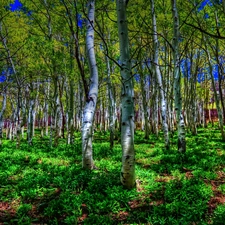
5,120,9,140
0,89,7,145
20,90,27,140
44,80,50,136
99,98,105,132
82,0,98,169
27,81,36,145
139,67,150,139
116,0,135,188
53,91,61,147
67,77,75,144
27,97,35,145
151,0,169,148
153,89,159,137
32,82,40,138
171,0,186,153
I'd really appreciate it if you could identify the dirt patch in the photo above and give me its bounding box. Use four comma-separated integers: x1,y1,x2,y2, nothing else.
208,190,225,214
111,211,129,222
205,171,225,215
78,203,88,224
0,201,16,222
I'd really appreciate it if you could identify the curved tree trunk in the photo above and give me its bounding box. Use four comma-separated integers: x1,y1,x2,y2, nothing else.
82,0,98,169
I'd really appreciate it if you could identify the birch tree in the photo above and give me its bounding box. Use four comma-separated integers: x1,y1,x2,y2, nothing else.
171,0,186,153
116,0,135,188
106,54,116,149
139,64,150,140
82,0,98,169
0,87,7,145
0,21,23,148
151,0,169,148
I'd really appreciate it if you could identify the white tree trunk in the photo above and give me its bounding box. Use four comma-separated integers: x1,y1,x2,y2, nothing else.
0,90,7,145
82,0,98,169
106,54,116,149
27,82,37,145
116,0,135,188
67,78,75,144
27,98,35,145
154,90,159,137
44,80,50,136
171,0,186,153
151,0,169,148
139,69,150,139
53,94,61,146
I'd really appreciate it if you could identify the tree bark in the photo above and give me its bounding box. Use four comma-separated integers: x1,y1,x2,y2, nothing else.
151,0,169,148
106,54,116,149
116,0,135,188
0,90,7,145
171,0,186,153
82,0,98,169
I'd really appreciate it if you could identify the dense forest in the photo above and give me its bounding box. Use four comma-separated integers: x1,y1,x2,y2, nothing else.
0,0,225,224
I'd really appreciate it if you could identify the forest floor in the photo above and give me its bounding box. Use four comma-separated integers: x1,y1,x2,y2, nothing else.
0,125,225,224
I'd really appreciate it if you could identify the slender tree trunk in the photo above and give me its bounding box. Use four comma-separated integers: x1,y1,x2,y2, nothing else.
82,0,98,169
27,82,35,145
44,80,50,136
106,54,116,149
67,78,75,144
151,0,169,148
27,98,35,145
171,0,186,153
116,0,135,188
139,67,150,139
154,89,159,137
53,93,61,147
15,87,23,149
0,90,7,145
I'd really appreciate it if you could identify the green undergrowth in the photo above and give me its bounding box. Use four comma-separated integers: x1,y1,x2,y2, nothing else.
0,125,225,224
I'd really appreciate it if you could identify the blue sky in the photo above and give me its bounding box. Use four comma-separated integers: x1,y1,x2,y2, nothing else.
198,0,222,12
1,0,222,84
7,0,83,27
9,0,23,11
0,75,6,82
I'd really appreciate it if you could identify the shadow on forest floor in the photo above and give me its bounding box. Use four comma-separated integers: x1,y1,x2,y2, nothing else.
0,126,225,224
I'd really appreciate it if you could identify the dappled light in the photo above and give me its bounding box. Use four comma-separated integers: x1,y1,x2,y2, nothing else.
0,126,224,224
1,0,225,224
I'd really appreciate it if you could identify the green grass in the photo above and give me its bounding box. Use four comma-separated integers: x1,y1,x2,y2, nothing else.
0,125,225,224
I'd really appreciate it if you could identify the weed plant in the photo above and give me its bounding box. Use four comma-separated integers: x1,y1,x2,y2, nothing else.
0,124,224,224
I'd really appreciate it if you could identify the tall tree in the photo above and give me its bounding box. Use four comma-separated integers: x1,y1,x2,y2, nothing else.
151,0,169,149
116,0,135,188
171,0,186,153
82,0,98,169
